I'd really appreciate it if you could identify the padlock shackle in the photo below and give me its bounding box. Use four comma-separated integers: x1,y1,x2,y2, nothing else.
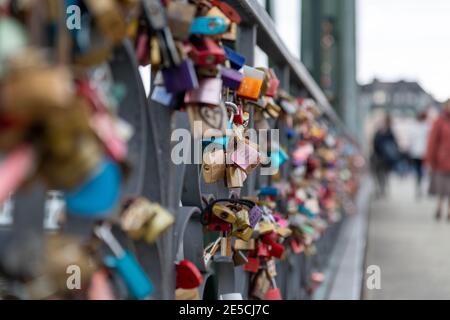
201,198,257,226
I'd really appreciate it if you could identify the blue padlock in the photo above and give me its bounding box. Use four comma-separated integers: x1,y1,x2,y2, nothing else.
202,136,228,150
65,158,121,218
259,187,279,197
223,46,246,70
298,204,316,219
104,253,154,300
190,17,228,35
96,224,154,300
270,148,289,170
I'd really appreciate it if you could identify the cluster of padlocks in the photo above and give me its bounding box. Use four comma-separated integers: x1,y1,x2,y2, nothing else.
0,0,363,300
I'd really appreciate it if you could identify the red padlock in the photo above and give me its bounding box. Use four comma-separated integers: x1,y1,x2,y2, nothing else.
233,104,244,125
207,215,232,232
176,260,203,290
189,37,226,67
262,232,285,259
243,257,260,273
264,288,282,300
210,0,241,24
257,242,270,257
290,238,304,255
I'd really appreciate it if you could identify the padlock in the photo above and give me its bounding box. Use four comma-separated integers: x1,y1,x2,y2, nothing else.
232,225,253,242
276,226,293,238
230,140,261,174
212,204,236,224
244,257,260,273
262,232,285,259
207,6,231,27
65,158,121,218
251,270,271,300
167,1,196,40
151,85,176,107
237,66,265,101
258,221,275,235
290,238,304,254
190,16,228,35
265,287,282,300
87,268,115,300
248,205,263,228
185,78,223,106
176,260,203,289
232,104,245,124
265,69,280,97
221,68,243,91
223,46,246,70
162,58,199,93
121,197,174,244
95,224,154,300
269,146,289,170
176,288,201,300
84,0,127,44
265,98,282,118
142,0,181,68
187,103,228,140
189,37,226,67
226,166,246,188
135,31,151,65
235,209,251,230
202,148,226,183
210,0,242,24
197,65,220,78
235,238,256,251
0,144,36,204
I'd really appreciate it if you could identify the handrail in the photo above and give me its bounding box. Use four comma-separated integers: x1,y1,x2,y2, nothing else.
223,0,359,147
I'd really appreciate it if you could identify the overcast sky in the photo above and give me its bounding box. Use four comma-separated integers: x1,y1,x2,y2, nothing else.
258,0,450,102
357,0,450,102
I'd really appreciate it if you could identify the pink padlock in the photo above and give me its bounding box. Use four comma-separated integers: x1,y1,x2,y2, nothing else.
0,144,36,204
230,142,260,173
90,112,128,162
184,78,223,106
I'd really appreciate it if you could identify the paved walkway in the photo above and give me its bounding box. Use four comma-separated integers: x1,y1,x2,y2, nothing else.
364,175,450,300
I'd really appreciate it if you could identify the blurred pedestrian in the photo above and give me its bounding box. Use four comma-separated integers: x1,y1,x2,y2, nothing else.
408,111,430,197
371,114,401,197
426,100,450,220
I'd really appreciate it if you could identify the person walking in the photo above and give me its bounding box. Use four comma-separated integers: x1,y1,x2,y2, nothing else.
408,111,430,197
426,100,450,220
371,114,401,198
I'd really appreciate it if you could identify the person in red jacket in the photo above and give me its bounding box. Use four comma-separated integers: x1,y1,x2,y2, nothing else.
426,100,450,220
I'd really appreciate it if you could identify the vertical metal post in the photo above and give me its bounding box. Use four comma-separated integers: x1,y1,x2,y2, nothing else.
237,24,258,197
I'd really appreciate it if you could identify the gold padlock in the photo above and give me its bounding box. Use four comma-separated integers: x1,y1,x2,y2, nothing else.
84,0,127,44
233,226,253,242
226,166,246,188
212,204,236,224
234,239,256,251
258,221,275,235
144,206,175,243
276,226,293,238
235,209,250,230
202,149,226,184
120,197,174,244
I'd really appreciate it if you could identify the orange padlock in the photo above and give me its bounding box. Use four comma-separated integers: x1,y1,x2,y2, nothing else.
237,77,263,101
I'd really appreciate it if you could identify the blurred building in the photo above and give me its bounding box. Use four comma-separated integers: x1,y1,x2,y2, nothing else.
360,79,441,117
